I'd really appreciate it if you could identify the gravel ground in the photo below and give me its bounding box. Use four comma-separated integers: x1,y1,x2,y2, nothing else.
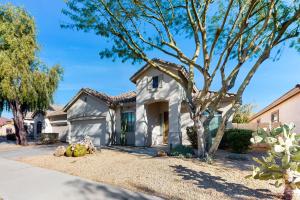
19,149,282,200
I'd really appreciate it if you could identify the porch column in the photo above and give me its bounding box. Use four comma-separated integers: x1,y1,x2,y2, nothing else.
67,121,71,144
135,103,148,146
168,99,181,148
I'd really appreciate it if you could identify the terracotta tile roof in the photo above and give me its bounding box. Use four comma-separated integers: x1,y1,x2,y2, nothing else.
130,58,190,84
111,91,136,103
0,117,12,127
83,88,136,104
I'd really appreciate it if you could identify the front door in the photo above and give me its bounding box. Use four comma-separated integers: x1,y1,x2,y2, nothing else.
163,112,169,144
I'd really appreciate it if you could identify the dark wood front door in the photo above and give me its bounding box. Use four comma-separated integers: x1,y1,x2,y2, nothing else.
163,112,169,144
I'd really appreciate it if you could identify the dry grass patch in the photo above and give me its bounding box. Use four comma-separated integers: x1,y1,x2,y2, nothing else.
19,149,281,200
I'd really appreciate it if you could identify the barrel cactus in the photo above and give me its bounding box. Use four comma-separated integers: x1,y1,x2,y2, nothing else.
247,123,300,200
73,144,87,157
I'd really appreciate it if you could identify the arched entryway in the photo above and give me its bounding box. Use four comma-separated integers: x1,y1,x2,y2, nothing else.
145,101,169,146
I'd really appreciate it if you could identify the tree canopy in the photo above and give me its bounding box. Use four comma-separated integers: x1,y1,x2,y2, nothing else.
63,0,299,156
0,4,63,144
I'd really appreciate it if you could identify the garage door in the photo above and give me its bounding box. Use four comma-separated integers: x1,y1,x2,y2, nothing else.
71,119,107,146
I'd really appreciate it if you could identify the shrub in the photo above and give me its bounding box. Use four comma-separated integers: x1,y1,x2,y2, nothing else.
170,145,194,158
40,133,59,144
6,133,16,141
225,129,253,153
186,126,197,149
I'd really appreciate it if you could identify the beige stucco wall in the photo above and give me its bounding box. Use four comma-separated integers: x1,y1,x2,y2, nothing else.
250,93,300,133
66,93,113,145
135,67,187,146
0,123,15,136
33,113,52,138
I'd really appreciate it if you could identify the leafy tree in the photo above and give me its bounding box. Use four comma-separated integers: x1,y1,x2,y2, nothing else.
232,104,255,123
62,0,300,157
0,4,63,145
248,124,300,200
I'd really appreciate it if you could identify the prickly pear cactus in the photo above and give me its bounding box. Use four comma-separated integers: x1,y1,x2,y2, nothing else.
247,123,300,200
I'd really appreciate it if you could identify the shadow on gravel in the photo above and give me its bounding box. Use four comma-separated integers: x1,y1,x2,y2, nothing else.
65,179,162,200
170,164,276,200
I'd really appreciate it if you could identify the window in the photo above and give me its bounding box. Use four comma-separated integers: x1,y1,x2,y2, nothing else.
257,119,261,124
271,110,279,123
152,76,159,88
121,112,135,132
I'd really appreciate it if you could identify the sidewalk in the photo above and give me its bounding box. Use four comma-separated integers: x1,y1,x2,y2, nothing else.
0,151,163,200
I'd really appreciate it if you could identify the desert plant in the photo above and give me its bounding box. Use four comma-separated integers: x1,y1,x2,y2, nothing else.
65,145,73,157
73,144,87,157
232,104,256,123
247,123,300,200
170,145,194,158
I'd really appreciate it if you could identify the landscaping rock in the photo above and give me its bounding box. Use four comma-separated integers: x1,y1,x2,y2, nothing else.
157,150,167,157
53,146,66,157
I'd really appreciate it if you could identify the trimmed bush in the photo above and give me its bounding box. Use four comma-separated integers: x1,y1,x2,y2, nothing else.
225,129,253,153
40,133,59,144
170,145,194,158
6,133,16,141
186,126,197,149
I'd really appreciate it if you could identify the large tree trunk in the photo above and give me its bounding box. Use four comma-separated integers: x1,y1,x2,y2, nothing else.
208,119,226,156
10,101,27,146
194,115,206,158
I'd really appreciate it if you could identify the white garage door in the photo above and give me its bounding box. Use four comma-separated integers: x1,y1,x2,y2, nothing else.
71,119,107,146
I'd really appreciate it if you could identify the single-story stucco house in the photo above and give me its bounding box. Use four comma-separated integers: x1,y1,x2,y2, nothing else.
250,84,300,133
64,59,235,147
0,117,14,136
32,105,68,141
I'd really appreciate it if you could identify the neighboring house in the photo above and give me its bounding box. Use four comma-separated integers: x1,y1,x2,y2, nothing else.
0,117,15,136
64,59,235,147
24,112,34,138
250,84,300,133
32,105,68,141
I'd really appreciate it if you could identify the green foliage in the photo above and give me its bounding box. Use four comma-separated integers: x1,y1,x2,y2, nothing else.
6,133,16,141
186,126,198,149
0,4,63,115
226,129,253,153
73,144,87,157
170,145,194,158
40,133,59,144
232,104,255,124
65,144,88,157
248,123,300,189
65,145,73,157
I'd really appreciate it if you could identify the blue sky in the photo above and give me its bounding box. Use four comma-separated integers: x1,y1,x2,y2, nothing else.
1,0,299,118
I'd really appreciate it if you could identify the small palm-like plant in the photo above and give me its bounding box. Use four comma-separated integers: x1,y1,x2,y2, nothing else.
248,123,300,200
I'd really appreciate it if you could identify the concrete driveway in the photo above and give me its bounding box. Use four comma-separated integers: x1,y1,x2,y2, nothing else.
0,145,163,200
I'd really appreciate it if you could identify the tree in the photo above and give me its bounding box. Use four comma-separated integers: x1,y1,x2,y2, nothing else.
0,4,63,145
232,104,255,123
62,0,300,157
248,123,300,200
